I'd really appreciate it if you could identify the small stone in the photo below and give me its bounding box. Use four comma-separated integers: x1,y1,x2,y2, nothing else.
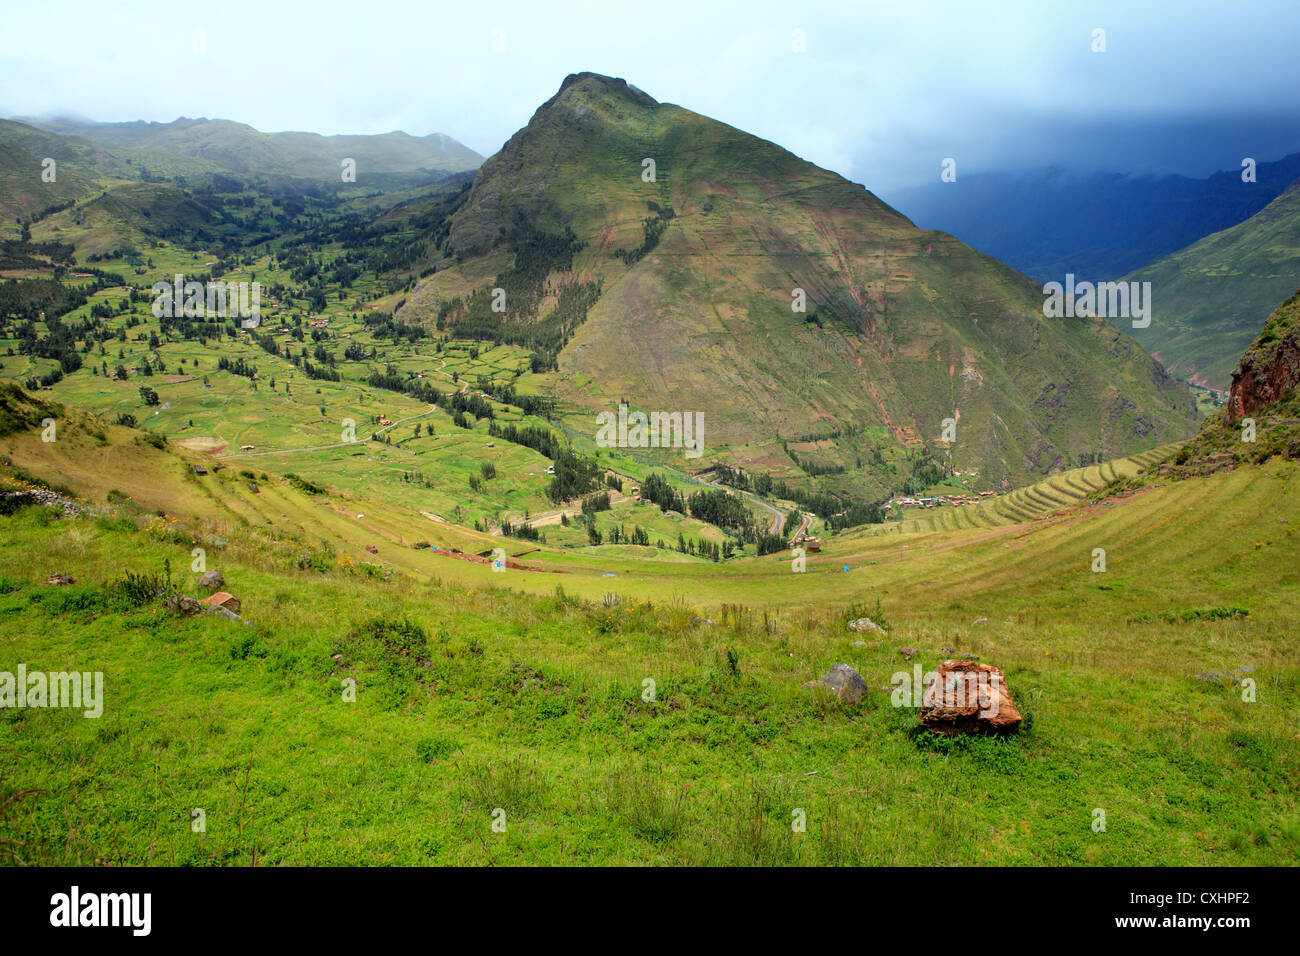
165,594,204,616
973,617,988,626
848,618,885,634
198,569,225,590
805,663,868,705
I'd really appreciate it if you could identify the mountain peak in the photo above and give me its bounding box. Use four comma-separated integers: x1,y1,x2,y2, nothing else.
553,72,659,108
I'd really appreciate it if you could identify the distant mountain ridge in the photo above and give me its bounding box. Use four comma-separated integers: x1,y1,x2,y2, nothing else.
886,155,1300,282
11,115,484,180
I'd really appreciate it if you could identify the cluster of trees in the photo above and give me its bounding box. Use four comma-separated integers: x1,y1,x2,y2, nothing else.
500,518,542,542
0,277,89,322
364,313,429,344
0,238,76,270
589,522,650,547
899,452,952,496
686,487,751,533
547,448,602,503
672,532,732,562
614,203,674,266
217,356,257,379
715,464,887,530
488,421,563,459
493,383,554,419
639,472,686,514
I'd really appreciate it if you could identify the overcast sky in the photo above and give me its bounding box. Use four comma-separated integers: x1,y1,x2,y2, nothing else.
3,0,1298,193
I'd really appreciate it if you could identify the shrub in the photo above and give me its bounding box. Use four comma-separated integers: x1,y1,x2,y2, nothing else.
415,736,456,763
230,634,269,660
362,616,428,657
103,566,171,609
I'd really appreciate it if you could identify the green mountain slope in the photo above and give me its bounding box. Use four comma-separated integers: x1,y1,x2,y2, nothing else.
1121,180,1300,390
20,116,484,178
0,119,139,223
400,73,1197,493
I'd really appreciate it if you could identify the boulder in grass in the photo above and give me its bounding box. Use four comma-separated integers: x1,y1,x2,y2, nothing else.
165,594,204,616
46,573,75,586
848,618,885,634
803,663,868,705
198,569,225,591
919,659,1021,735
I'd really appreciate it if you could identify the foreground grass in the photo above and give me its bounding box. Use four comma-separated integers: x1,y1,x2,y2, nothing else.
1,478,1297,865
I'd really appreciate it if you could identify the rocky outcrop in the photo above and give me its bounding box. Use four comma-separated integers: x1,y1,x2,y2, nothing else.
1227,290,1300,423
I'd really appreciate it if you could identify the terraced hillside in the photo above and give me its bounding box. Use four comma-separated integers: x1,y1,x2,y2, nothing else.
887,443,1183,535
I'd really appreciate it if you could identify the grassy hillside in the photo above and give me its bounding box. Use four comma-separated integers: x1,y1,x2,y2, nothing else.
0,396,1296,865
1121,181,1300,390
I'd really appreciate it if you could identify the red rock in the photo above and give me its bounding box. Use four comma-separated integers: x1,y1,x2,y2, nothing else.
199,592,241,614
919,659,1021,735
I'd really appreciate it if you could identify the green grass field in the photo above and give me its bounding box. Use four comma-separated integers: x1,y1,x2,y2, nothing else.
1,423,1297,864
